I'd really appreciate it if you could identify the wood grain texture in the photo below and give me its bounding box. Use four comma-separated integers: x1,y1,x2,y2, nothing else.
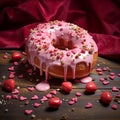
0,50,120,120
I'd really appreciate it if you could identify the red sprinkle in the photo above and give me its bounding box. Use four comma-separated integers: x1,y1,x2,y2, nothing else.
20,96,27,101
3,55,8,59
12,95,18,99
99,78,105,82
31,95,39,100
102,81,110,85
115,94,120,98
14,62,19,66
25,110,33,115
50,90,57,95
118,73,120,77
9,73,15,79
110,72,115,76
46,93,52,99
96,68,102,72
68,100,75,105
8,66,14,71
111,104,118,110
112,86,119,92
27,87,35,91
12,89,19,94
85,102,93,108
33,102,41,108
98,71,103,75
102,67,108,71
109,75,115,80
18,74,24,79
75,92,82,97
6,95,12,100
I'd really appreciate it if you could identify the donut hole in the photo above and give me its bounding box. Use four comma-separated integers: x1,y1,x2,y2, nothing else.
52,38,74,50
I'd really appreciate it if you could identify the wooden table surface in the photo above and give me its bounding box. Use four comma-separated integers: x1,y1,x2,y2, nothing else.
0,50,120,120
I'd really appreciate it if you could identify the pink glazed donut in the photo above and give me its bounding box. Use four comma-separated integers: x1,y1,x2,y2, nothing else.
26,20,98,81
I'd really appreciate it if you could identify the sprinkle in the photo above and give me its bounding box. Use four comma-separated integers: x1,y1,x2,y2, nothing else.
111,104,118,110
68,100,75,105
96,68,102,72
2,75,6,79
102,67,108,71
116,94,120,98
25,110,33,115
85,102,93,108
66,52,71,56
8,66,14,71
102,81,110,85
112,86,119,92
13,62,19,66
109,75,115,80
31,95,39,100
98,71,103,75
75,92,82,97
6,95,12,100
46,93,52,99
27,87,35,91
12,89,19,94
110,72,115,76
12,95,18,99
8,73,15,79
99,78,105,82
50,90,57,95
4,109,8,112
27,69,33,73
33,102,41,108
117,73,120,77
71,97,78,102
40,96,48,102
20,96,27,101
3,55,8,59
18,74,24,79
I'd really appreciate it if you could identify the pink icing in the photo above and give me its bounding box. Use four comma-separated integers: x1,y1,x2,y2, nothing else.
26,20,98,81
35,82,50,91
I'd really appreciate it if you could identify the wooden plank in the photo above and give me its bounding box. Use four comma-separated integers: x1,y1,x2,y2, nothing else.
0,50,120,120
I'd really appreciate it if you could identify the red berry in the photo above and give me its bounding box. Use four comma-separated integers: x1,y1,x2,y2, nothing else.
49,97,62,109
3,79,15,91
12,51,22,61
100,91,112,104
61,81,72,93
86,81,97,93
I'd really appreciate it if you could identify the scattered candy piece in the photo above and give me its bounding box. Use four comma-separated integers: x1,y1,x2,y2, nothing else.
99,78,105,82
6,95,12,100
25,110,33,115
50,90,57,95
12,51,22,61
112,86,119,92
75,92,82,97
27,87,35,91
61,81,72,93
116,94,120,98
20,96,27,101
12,89,19,94
49,97,62,108
98,71,103,75
31,95,39,100
102,81,110,85
85,81,97,93
8,73,15,79
68,100,75,105
46,93,52,99
12,95,18,99
117,73,120,77
33,102,41,108
13,62,19,66
41,96,48,102
110,72,115,76
85,102,93,108
111,104,118,110
8,66,14,71
109,75,115,80
100,91,112,104
18,74,24,79
102,67,107,71
3,79,15,91
3,54,8,59
96,68,102,72
71,97,78,103
80,77,92,83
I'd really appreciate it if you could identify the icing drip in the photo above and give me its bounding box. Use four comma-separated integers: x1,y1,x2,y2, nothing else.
26,20,98,81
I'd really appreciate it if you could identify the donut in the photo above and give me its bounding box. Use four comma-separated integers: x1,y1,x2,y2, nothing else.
26,20,98,81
